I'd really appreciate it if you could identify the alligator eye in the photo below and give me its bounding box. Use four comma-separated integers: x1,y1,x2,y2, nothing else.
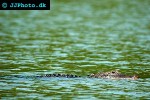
112,71,115,73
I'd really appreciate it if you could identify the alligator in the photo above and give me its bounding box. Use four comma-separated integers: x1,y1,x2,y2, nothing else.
1,70,138,80
36,70,138,80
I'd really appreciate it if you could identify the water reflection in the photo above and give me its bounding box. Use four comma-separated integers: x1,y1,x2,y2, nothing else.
1,76,150,99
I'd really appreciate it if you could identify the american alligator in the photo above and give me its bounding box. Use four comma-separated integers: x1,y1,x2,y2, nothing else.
36,70,138,80
1,70,138,80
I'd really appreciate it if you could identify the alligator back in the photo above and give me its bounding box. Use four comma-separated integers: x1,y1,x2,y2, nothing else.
37,73,81,78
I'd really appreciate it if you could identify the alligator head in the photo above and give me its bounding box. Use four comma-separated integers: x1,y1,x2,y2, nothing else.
88,70,138,80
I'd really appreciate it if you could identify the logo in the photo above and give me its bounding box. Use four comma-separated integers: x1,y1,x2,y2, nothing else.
2,3,7,8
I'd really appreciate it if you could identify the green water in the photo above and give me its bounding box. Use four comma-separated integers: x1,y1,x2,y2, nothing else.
0,0,150,99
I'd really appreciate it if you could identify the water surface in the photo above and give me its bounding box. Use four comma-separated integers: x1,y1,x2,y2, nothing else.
0,0,150,99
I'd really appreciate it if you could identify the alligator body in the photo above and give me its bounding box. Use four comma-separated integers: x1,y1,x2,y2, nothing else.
37,70,138,80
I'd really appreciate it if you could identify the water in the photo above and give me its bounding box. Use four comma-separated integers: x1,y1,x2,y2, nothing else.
0,0,150,99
